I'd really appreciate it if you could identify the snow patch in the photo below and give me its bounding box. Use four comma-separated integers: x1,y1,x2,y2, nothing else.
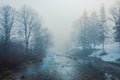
90,42,120,62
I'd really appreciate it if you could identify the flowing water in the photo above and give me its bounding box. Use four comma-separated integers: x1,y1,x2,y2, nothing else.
13,51,79,80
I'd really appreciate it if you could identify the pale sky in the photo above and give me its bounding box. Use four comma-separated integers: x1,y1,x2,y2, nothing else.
0,0,116,51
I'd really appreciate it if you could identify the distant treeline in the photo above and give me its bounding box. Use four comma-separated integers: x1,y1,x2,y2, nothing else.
73,1,120,53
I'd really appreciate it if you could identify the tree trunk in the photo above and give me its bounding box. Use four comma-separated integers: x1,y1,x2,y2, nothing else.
4,33,10,55
102,41,105,53
26,41,29,56
93,42,96,49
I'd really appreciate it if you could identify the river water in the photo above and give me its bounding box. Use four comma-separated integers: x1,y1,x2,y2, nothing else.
13,51,79,80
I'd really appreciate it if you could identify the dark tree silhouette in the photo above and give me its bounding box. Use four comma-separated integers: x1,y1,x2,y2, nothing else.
110,1,120,45
0,5,16,55
18,6,40,56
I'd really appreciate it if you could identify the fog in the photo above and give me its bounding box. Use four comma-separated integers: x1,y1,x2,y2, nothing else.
1,0,120,80
0,0,115,51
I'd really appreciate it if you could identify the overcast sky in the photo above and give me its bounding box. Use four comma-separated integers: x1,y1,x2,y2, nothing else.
0,0,116,51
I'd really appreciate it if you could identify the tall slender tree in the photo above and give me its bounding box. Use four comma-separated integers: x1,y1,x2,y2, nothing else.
0,5,16,54
76,11,93,50
18,6,39,55
99,5,106,53
89,12,100,49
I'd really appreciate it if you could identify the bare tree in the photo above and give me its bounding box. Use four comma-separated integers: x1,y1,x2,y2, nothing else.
18,6,39,55
0,5,16,54
110,1,120,45
32,24,51,56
